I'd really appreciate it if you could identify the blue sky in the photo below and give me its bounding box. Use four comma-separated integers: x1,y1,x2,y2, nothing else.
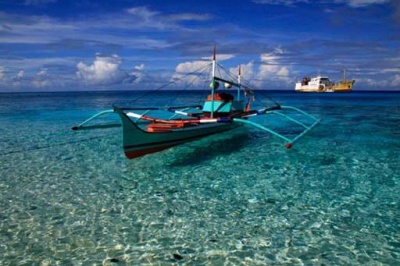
0,0,399,91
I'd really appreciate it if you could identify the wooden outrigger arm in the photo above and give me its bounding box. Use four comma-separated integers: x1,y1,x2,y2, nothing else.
71,109,119,130
235,105,321,148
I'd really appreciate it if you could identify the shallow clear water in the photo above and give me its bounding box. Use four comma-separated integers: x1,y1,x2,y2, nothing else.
0,91,399,265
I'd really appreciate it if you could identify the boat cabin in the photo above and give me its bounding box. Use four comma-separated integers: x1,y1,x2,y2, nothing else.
202,92,244,117
300,76,332,86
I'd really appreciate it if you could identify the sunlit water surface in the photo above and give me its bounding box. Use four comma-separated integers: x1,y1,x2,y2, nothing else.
0,91,399,265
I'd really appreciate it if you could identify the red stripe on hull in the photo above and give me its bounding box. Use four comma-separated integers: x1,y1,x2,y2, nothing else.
124,144,176,159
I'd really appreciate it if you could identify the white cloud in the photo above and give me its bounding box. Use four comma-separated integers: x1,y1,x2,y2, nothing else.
167,13,212,22
0,10,168,49
277,66,289,76
171,54,237,88
360,77,389,88
171,53,292,90
229,61,255,84
391,74,400,86
126,6,212,29
257,51,292,87
32,79,50,88
335,0,389,7
31,68,51,88
241,61,255,78
129,64,145,83
382,68,400,73
125,6,178,30
175,61,209,74
37,69,47,76
252,0,309,6
11,70,24,87
259,53,287,76
0,67,4,80
76,54,141,86
358,75,399,89
134,64,144,71
126,7,159,23
212,54,235,61
77,54,124,85
171,60,210,88
17,70,24,79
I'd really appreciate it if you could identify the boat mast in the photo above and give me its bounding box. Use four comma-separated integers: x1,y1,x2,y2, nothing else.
237,65,241,100
211,45,217,118
343,69,347,82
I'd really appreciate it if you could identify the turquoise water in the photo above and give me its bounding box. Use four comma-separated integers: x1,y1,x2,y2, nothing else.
0,91,399,265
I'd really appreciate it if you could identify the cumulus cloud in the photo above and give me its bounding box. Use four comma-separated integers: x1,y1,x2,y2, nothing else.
134,64,144,71
169,51,294,91
11,70,24,87
127,64,145,84
17,70,24,79
175,61,209,74
174,53,236,75
76,54,142,86
171,60,211,88
32,68,51,88
228,61,255,84
77,54,121,85
170,54,237,88
257,49,292,86
37,69,47,76
170,51,295,90
391,74,400,86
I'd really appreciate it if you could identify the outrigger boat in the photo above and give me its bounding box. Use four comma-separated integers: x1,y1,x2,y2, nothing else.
72,48,320,159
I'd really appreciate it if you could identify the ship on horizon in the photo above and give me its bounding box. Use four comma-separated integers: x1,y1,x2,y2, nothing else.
295,69,355,92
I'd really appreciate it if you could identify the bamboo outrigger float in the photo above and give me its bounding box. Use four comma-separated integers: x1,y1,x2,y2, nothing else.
72,48,320,159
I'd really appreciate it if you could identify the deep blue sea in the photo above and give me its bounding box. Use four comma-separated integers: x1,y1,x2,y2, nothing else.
0,90,399,265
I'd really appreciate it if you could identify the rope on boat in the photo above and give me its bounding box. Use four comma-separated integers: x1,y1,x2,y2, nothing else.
168,63,213,105
213,63,281,109
126,63,213,106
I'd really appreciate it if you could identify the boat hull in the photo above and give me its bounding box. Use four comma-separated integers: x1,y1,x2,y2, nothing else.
295,85,325,92
331,80,355,92
115,108,240,159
